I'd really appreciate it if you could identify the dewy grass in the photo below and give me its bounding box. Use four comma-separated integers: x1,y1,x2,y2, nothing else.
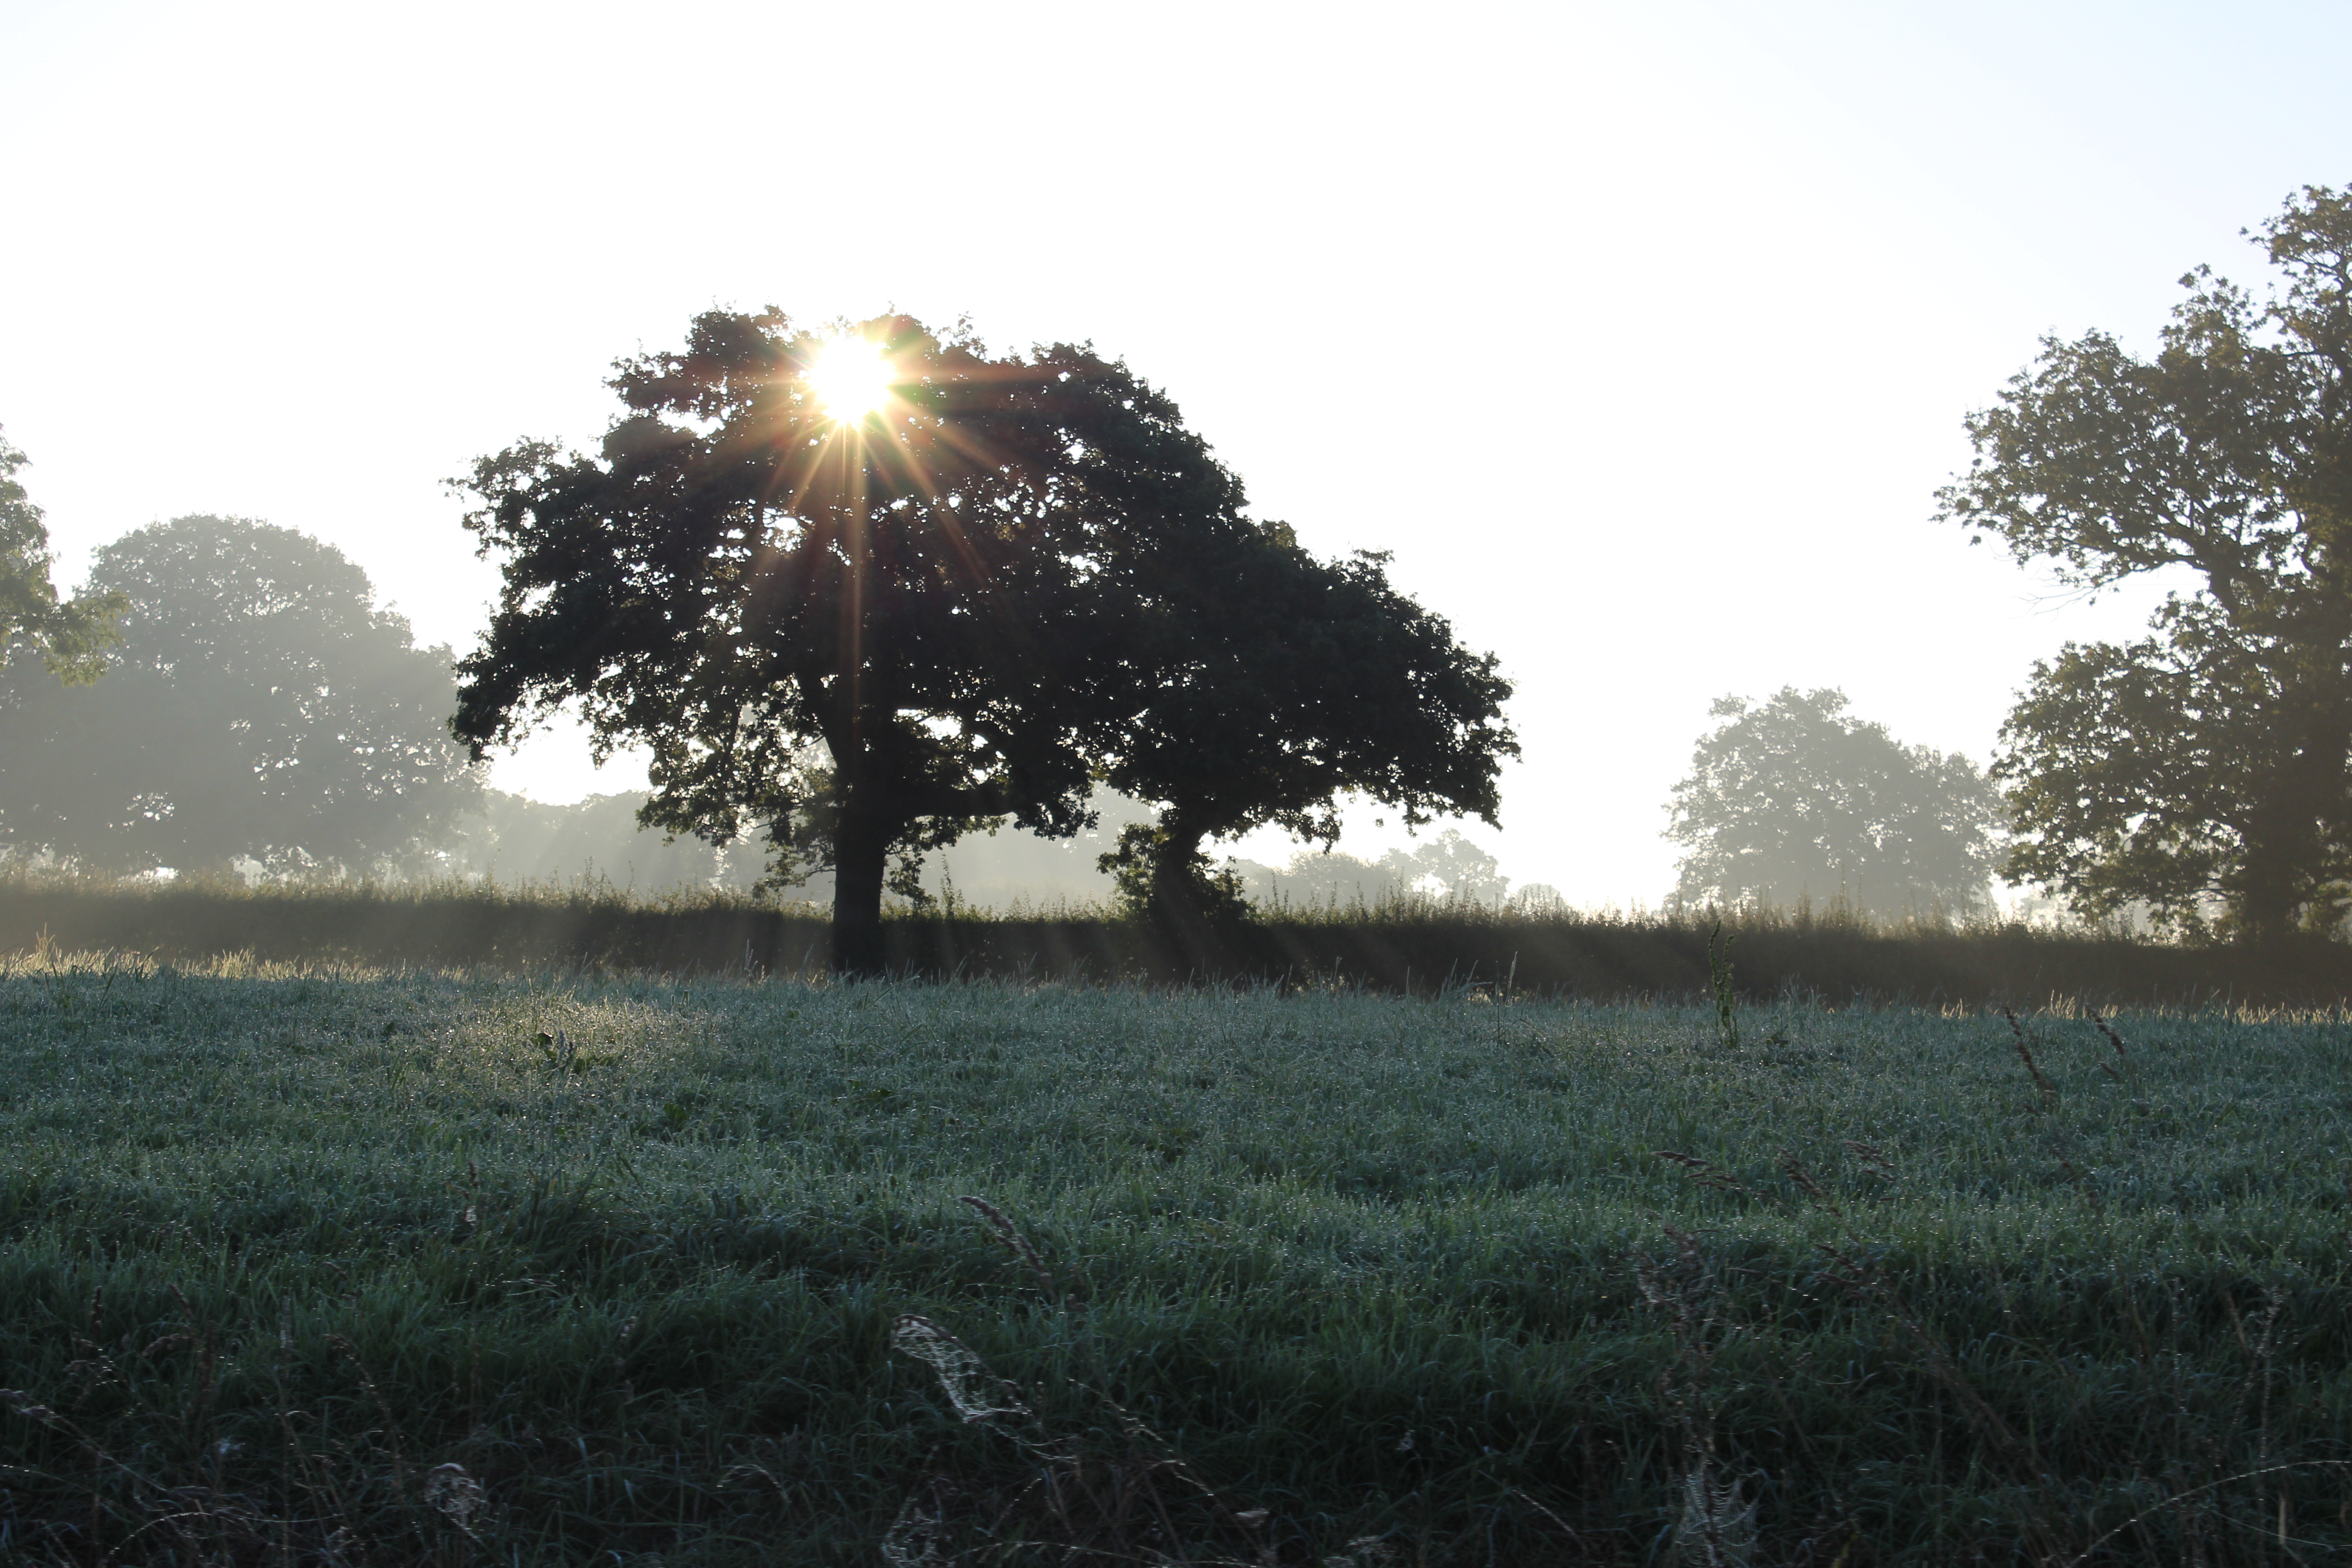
0,951,2348,1562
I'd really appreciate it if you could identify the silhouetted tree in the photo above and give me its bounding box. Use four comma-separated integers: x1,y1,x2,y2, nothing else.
1096,534,1515,940
1940,186,2352,939
1665,688,2006,916
0,429,124,681
453,311,1281,972
0,517,480,874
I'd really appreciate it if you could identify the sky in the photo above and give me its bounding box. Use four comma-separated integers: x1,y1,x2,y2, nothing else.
5,0,2349,907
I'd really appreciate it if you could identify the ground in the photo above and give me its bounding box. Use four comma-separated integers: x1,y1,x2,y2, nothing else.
0,953,2346,1563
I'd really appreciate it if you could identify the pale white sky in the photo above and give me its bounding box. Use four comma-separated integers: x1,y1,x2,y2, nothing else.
4,0,2347,906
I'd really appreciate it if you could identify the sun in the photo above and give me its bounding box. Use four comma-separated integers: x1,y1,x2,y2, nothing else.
805,335,896,425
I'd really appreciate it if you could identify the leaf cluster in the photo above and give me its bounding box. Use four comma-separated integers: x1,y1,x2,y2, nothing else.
0,428,125,682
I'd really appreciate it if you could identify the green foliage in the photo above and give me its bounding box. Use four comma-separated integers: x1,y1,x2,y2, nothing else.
1101,820,1253,924
1666,686,2007,916
1095,536,1516,923
0,960,2347,1562
0,427,125,682
0,516,480,875
1941,186,2352,940
1994,618,2314,939
1707,918,1739,1050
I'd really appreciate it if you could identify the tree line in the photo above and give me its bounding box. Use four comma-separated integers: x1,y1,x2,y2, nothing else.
8,186,2352,954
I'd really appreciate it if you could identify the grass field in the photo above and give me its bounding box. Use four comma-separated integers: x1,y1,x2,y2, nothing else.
15,872,2352,1008
1,951,2348,1564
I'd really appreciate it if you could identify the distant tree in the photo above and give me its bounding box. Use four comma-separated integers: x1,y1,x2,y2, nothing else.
0,517,480,875
0,429,125,681
1665,687,2007,916
1230,831,1512,910
1237,848,1404,908
1096,533,1516,934
924,788,1156,911
1938,186,2352,940
1384,827,1509,902
453,310,1283,972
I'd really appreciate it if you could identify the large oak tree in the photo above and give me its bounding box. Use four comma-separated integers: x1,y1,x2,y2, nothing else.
1940,186,2352,939
453,311,1515,969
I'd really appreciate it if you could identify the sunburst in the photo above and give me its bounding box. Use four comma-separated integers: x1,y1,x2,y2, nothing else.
805,335,896,425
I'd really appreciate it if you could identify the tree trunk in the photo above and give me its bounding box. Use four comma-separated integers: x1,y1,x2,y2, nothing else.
1145,817,1237,973
2231,825,2301,945
831,811,891,975
2231,695,2350,943
2227,582,2352,942
1147,820,1205,907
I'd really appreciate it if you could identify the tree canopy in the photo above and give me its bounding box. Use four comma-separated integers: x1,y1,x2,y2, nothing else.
0,429,124,681
0,516,480,875
1664,687,2007,917
454,309,1513,969
1093,531,1514,936
1940,186,2352,938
